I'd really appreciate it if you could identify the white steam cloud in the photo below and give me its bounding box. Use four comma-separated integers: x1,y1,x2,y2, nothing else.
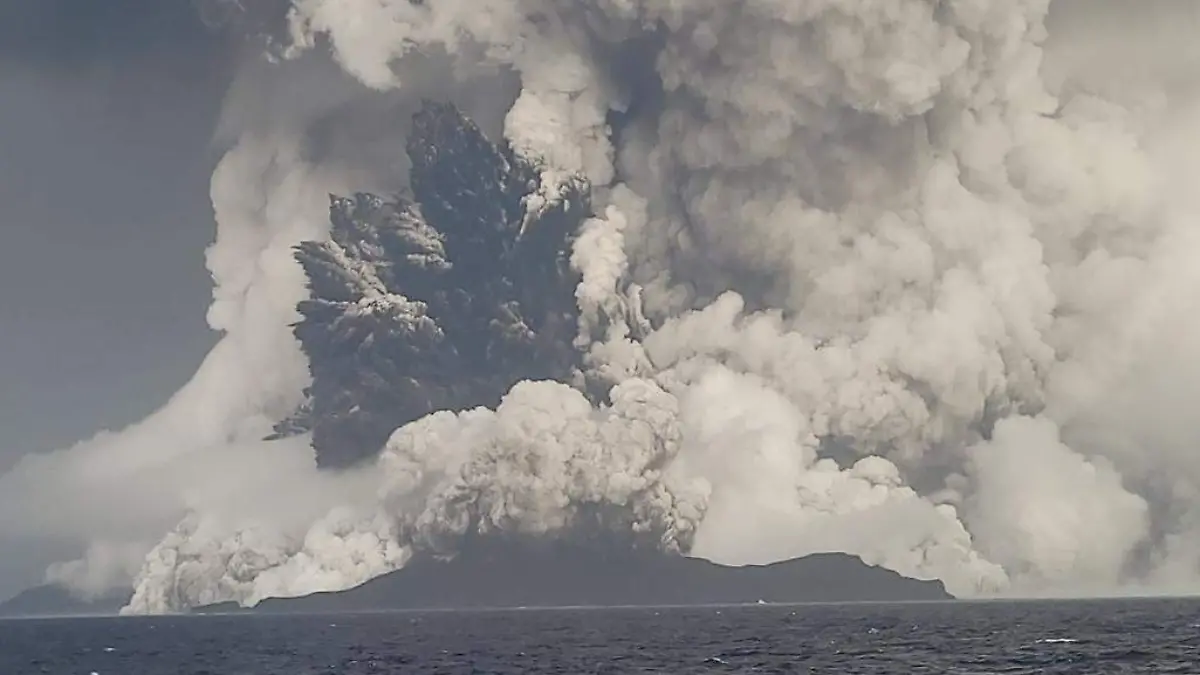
5,0,1200,611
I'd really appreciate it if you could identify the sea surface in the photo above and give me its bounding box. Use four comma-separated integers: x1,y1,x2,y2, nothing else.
1,599,1197,674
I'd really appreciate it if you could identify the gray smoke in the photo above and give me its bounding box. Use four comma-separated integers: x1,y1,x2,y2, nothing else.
6,0,1200,611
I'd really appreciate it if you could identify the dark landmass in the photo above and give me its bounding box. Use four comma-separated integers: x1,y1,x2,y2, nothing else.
194,543,950,615
275,100,590,469
0,547,949,619
0,584,130,619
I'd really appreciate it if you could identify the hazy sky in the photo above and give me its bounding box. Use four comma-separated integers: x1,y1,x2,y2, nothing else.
0,1,234,472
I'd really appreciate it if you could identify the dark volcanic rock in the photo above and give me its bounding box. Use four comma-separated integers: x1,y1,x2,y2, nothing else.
195,543,950,614
0,585,130,618
277,101,590,468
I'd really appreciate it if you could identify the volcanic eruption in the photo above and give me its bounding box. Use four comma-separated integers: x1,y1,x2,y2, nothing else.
6,0,1200,613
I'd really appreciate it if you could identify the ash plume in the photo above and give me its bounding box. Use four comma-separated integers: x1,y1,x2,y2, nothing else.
7,0,1200,611
277,101,589,469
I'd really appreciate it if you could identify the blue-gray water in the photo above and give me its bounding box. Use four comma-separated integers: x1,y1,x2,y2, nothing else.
1,599,1196,673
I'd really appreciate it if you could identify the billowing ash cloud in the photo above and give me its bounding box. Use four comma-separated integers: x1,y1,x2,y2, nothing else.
8,0,1200,611
277,101,589,468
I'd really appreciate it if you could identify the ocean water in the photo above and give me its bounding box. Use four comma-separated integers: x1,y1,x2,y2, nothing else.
1,599,1197,674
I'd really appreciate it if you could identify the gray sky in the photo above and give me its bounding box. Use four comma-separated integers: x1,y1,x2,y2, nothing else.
0,1,232,472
